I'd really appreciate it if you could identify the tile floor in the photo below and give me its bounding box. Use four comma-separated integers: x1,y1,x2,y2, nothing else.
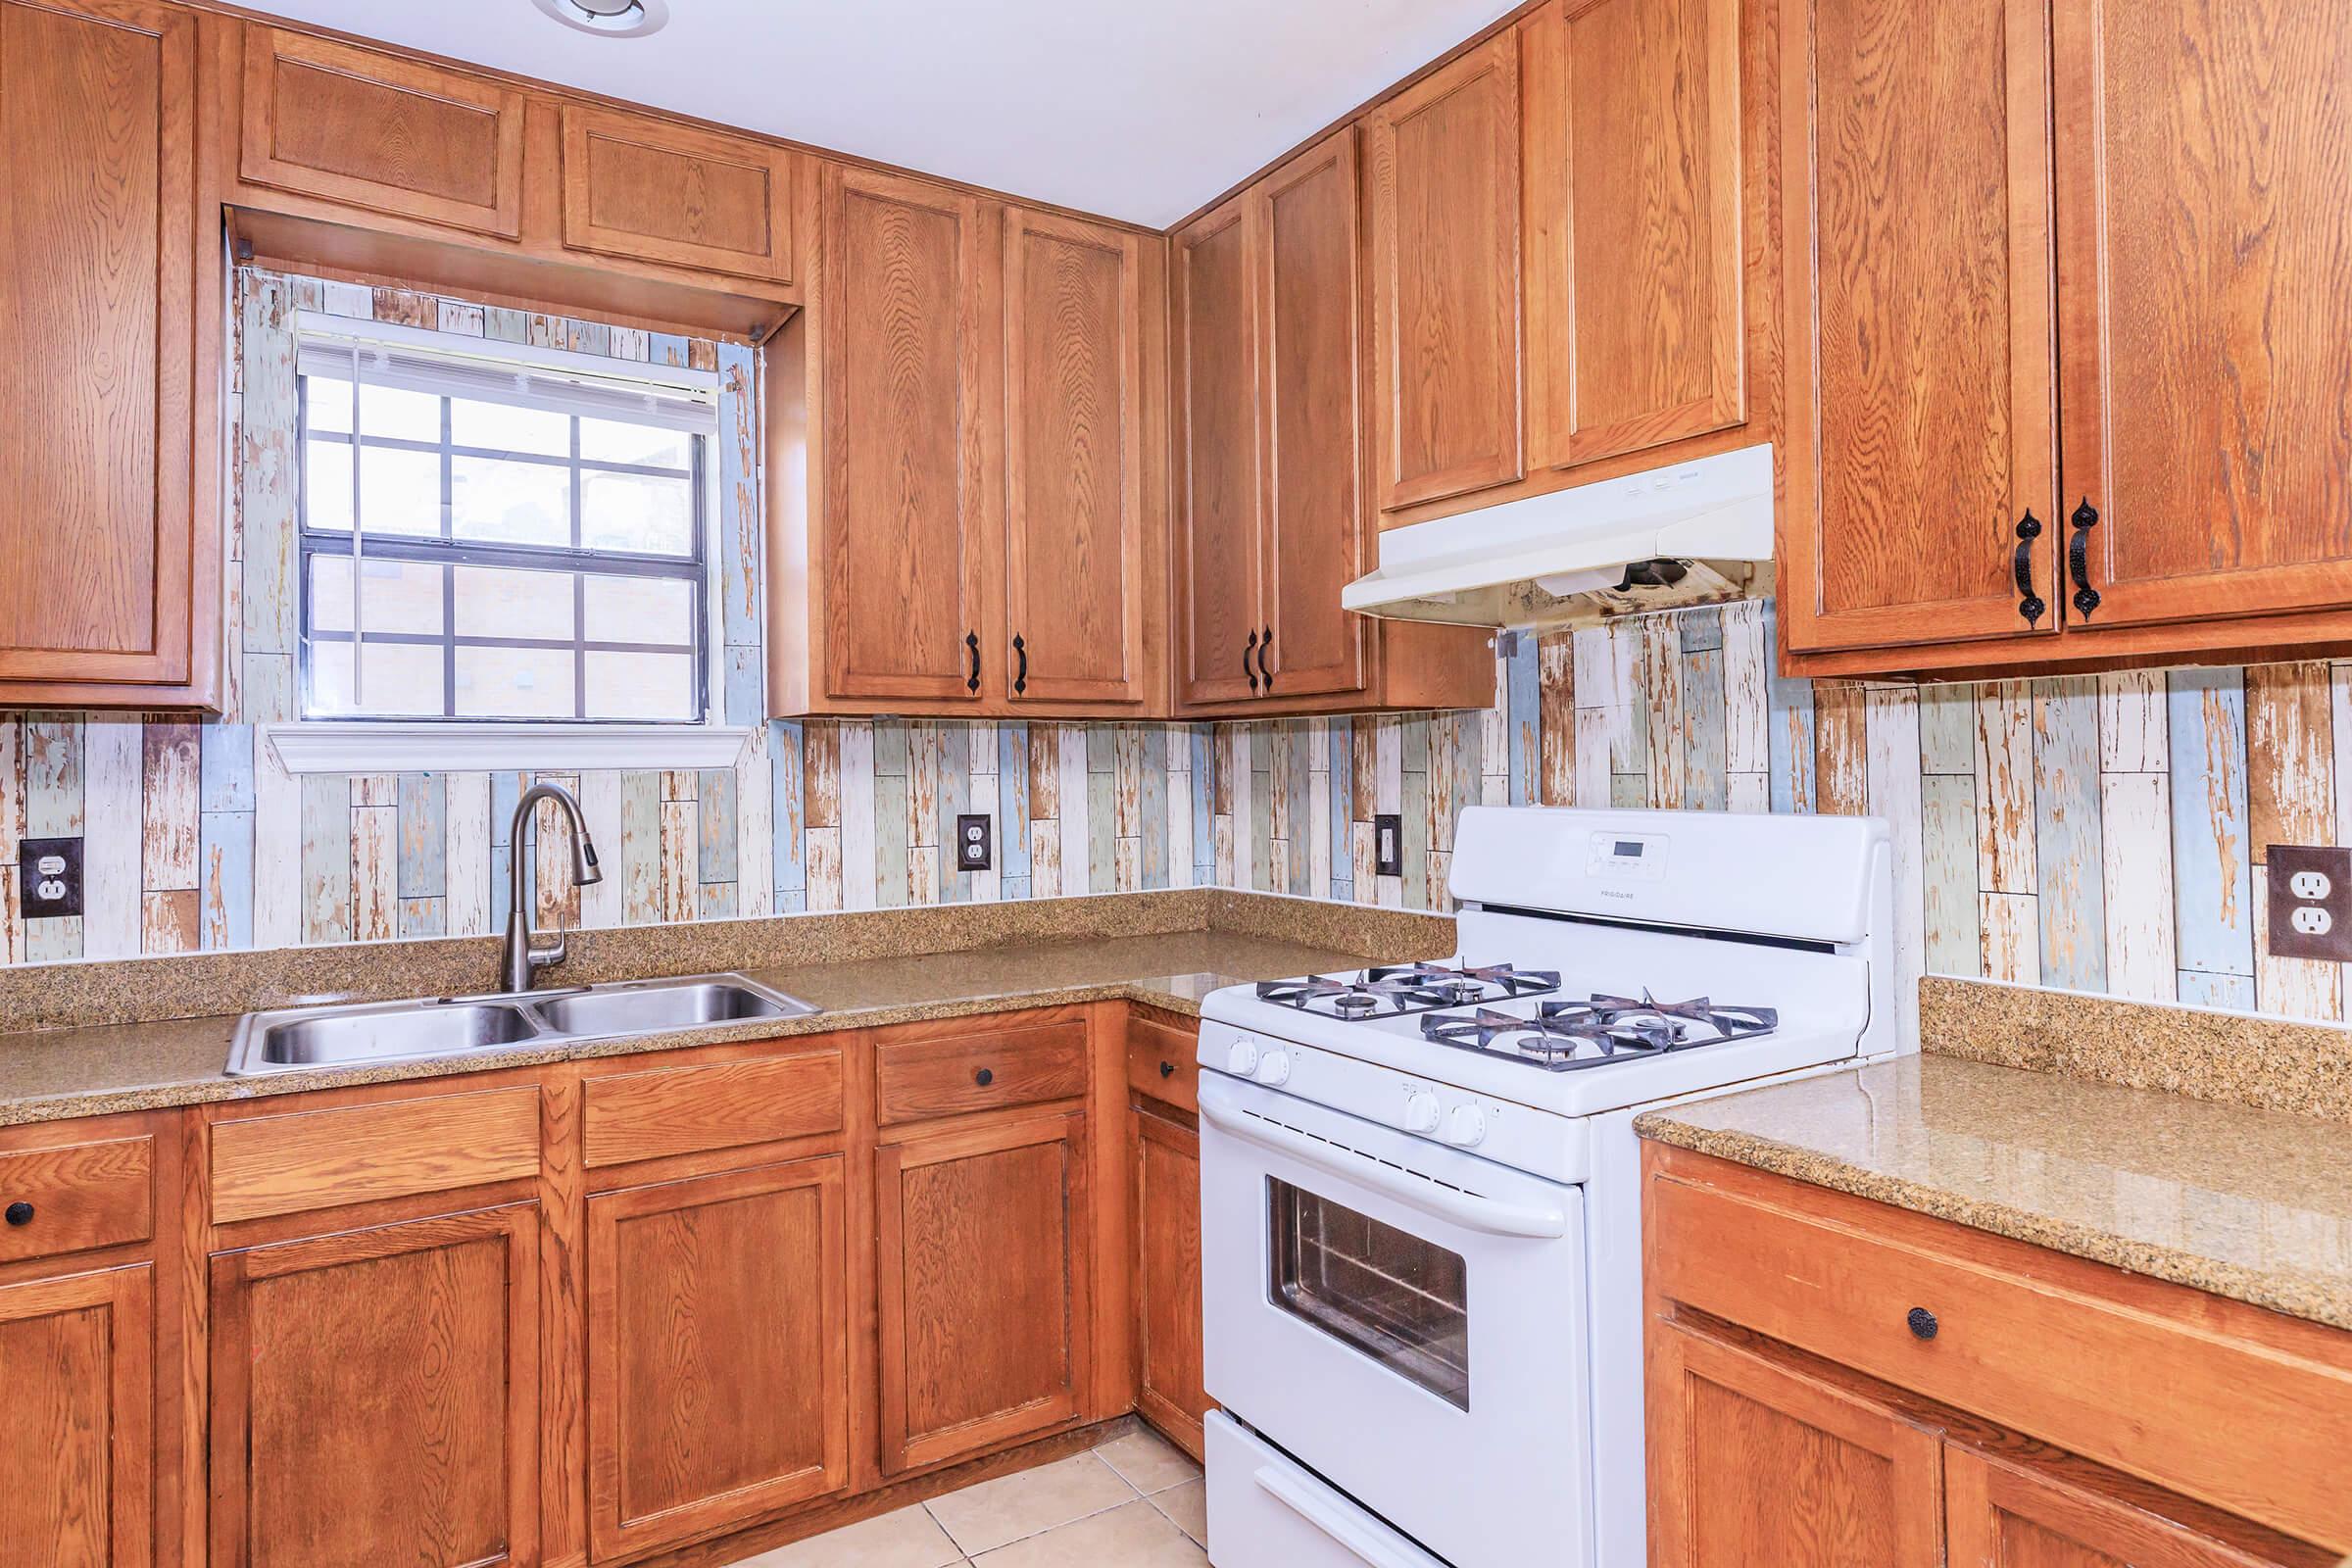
736,1428,1208,1567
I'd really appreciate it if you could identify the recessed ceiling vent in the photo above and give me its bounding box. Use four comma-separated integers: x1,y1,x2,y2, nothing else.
530,0,668,36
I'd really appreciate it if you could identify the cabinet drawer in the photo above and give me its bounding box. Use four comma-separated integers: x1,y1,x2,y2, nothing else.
0,1136,153,1263
876,1020,1090,1126
211,1086,541,1225
583,1050,844,1168
1649,1153,2352,1551
1126,1012,1199,1115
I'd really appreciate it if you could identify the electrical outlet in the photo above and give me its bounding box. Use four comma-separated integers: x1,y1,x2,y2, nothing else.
1374,813,1404,878
956,814,992,872
2267,845,2352,961
18,837,82,919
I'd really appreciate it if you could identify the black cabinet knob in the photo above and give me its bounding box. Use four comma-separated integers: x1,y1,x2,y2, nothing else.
1906,1306,1938,1341
974,1067,994,1087
4,1201,31,1227
1159,1060,1176,1078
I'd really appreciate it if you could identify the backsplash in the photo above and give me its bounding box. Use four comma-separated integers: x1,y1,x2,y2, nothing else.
0,270,2343,1036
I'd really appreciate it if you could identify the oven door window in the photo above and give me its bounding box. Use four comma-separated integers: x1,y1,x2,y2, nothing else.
1267,1177,1470,1410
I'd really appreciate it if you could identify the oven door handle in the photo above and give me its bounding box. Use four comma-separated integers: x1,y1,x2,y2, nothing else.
1199,1094,1569,1240
1255,1462,1443,1568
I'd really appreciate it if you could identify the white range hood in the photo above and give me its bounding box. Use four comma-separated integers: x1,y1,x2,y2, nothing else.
1341,442,1774,628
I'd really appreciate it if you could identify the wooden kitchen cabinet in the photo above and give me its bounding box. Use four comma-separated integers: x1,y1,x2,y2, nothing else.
0,1265,153,1566
1943,1446,2335,1568
0,0,220,710
560,104,800,284
1365,31,1525,514
1170,129,1492,716
585,1157,848,1560
875,1112,1091,1474
1131,1109,1207,1461
207,1203,542,1568
1521,0,1745,471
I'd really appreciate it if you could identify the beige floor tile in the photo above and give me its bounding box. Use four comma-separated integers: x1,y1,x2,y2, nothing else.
1147,1478,1206,1547
733,1503,963,1568
970,1499,1206,1568
1094,1429,1201,1495
924,1453,1137,1555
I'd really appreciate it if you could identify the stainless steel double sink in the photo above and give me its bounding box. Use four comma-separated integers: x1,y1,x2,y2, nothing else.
225,973,818,1076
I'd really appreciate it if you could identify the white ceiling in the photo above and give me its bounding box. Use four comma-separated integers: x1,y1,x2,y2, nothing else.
239,0,1520,227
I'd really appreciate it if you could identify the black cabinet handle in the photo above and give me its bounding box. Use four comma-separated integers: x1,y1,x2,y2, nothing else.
974,1066,994,1087
2013,512,2046,627
1259,625,1275,693
1244,629,1260,694
2069,498,2101,619
1012,634,1028,696
4,1201,31,1227
1159,1060,1176,1078
1906,1305,1938,1341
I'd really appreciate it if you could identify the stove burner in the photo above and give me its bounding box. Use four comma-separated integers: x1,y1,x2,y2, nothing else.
1416,992,1780,1072
1255,961,1561,1019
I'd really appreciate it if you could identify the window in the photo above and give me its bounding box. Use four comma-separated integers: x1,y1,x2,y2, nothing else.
296,320,717,724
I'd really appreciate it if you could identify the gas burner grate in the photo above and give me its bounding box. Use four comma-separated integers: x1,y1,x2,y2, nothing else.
1416,992,1780,1072
1254,962,1560,1019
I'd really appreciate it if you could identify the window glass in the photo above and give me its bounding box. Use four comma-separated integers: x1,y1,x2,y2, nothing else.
1268,1177,1470,1410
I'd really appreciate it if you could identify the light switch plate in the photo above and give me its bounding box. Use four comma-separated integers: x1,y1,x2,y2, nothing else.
956,814,992,872
2265,844,2352,961
18,837,82,919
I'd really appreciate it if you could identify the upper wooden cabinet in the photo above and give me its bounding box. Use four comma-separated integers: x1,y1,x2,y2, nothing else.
241,27,526,239
1522,0,1745,470
1001,208,1151,706
1366,32,1525,513
560,105,800,283
0,0,219,710
1781,0,2352,675
1171,194,1265,709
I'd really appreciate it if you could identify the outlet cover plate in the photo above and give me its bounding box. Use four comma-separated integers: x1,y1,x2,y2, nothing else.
2266,844,2352,961
18,837,82,919
955,814,992,872
1373,813,1404,878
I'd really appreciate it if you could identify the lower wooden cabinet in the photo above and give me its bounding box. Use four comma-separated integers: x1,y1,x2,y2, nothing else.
1944,1446,2331,1568
875,1112,1091,1474
585,1157,849,1560
0,1265,153,1566
206,1204,541,1568
1131,1108,1208,1459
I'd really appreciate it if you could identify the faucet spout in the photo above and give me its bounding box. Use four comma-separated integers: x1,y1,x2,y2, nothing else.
501,782,603,994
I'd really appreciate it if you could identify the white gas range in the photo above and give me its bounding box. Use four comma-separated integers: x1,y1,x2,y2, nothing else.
1196,805,1898,1568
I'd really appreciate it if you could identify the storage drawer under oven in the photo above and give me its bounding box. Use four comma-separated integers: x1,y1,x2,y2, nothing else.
1205,1411,1446,1568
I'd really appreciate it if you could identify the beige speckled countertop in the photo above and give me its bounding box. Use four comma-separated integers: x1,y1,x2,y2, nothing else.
0,920,1420,1128
1636,1052,2352,1333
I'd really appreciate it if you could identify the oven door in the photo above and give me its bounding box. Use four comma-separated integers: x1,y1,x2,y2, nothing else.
1199,1072,1594,1568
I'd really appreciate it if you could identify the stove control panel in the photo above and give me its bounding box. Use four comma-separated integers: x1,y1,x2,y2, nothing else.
1443,1104,1489,1148
1587,830,1669,882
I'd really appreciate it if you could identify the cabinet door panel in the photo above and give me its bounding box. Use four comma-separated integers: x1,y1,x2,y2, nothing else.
876,1113,1088,1473
587,1159,848,1560
1944,1446,2334,1568
208,1205,540,1568
1132,1111,1208,1459
1258,130,1369,701
1171,197,1264,707
2055,0,2352,629
1367,31,1525,512
822,168,998,704
1524,0,1744,468
0,0,200,690
561,106,797,283
0,1266,151,1568
240,27,524,238
1647,1324,1942,1567
1003,209,1148,705
1779,0,2059,654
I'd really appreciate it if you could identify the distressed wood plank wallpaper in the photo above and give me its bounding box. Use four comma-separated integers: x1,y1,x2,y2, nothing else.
0,270,2342,1030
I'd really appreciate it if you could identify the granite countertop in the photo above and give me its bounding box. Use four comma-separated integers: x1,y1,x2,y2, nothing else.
1636,1053,2352,1333
0,928,1377,1128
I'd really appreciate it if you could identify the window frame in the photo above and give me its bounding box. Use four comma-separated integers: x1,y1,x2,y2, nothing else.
293,357,716,727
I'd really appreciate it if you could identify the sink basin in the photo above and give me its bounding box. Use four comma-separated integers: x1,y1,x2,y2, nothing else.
526,976,813,1040
229,999,543,1073
226,973,817,1074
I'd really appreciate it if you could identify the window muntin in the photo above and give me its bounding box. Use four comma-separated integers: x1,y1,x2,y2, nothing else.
298,364,710,723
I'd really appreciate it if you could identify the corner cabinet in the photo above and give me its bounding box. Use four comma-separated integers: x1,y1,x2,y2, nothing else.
0,0,220,710
1780,0,2352,676
1170,128,1492,716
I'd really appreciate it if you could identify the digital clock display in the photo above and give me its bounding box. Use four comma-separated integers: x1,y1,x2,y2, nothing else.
1614,841,1643,858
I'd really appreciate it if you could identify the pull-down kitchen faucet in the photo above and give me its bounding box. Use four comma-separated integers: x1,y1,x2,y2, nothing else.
501,782,603,994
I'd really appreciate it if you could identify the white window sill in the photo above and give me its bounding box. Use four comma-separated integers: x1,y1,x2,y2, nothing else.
265,722,754,776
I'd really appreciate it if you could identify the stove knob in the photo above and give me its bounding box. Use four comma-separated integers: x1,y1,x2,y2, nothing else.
1225,1036,1261,1077
1254,1049,1292,1086
1400,1091,1443,1134
1443,1104,1489,1148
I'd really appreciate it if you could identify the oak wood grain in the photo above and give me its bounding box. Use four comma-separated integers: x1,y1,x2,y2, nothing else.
0,1135,152,1265
209,1086,541,1225
560,103,799,284
1131,1109,1207,1460
1170,193,1265,709
875,1020,1090,1127
582,1050,845,1169
0,1265,152,1568
1945,1445,2335,1568
1124,1011,1200,1117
